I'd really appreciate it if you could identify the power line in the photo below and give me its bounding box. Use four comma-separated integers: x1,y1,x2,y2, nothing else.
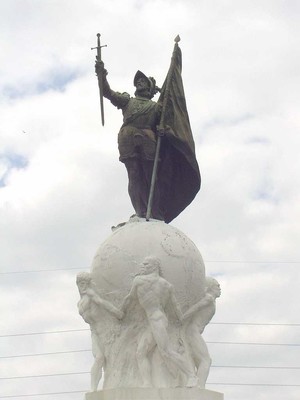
0,329,88,338
2,339,300,360
0,268,85,275
1,260,300,274
207,383,300,387
2,321,300,338
205,261,300,264
0,390,86,398
211,322,300,326
208,341,300,346
1,364,300,380
0,350,90,359
0,372,89,380
212,365,300,369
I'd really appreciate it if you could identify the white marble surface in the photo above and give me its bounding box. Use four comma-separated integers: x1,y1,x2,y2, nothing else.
91,218,206,311
76,218,221,391
85,387,224,400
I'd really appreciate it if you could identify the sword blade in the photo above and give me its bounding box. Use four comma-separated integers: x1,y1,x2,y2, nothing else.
98,73,105,126
100,90,105,126
94,33,106,126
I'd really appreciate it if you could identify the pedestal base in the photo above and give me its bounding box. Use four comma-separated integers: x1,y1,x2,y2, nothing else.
85,387,224,400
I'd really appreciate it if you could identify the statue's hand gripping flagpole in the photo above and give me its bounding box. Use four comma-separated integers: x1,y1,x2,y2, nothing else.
91,33,107,126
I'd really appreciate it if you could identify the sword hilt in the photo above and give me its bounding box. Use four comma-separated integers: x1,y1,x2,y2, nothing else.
91,33,107,62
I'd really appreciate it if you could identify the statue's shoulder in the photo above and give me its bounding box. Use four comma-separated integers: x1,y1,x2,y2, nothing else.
159,276,172,288
120,92,131,99
131,96,156,105
110,91,131,109
133,275,144,285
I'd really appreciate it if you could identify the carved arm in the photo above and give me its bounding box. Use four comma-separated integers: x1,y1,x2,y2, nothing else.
88,289,123,319
170,286,184,322
120,280,138,313
183,294,213,320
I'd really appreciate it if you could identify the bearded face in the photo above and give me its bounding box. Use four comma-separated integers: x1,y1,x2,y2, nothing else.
134,77,151,98
137,257,161,276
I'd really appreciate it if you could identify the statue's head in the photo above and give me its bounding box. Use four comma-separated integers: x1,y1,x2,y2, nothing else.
205,277,221,298
139,256,162,275
134,70,159,99
76,271,92,294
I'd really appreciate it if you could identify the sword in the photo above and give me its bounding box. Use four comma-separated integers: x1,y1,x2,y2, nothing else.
91,33,107,126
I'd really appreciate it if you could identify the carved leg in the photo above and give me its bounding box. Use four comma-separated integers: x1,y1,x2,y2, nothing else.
150,318,197,385
91,355,104,391
191,334,211,388
136,329,156,387
91,332,105,391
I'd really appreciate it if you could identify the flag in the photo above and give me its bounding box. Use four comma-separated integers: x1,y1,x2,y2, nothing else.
157,41,201,223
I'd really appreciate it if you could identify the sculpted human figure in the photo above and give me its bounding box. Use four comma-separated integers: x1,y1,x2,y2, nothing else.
183,277,221,388
121,256,198,387
94,37,201,224
76,272,123,391
96,61,163,220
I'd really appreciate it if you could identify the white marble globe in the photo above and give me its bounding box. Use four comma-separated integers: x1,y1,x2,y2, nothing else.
90,218,206,311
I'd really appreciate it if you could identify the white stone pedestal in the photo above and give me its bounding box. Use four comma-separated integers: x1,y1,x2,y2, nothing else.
77,219,224,396
85,387,224,400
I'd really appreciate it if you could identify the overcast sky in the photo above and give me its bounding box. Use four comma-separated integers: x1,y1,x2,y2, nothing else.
1,1,300,399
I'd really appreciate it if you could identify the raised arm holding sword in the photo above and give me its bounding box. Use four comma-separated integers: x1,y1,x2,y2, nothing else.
92,34,201,223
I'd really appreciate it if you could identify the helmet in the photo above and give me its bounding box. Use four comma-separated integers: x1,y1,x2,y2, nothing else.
134,70,159,98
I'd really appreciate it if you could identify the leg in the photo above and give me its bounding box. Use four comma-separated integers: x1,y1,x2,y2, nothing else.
187,328,211,389
150,317,197,385
136,329,156,387
194,336,211,388
125,158,145,217
91,332,105,391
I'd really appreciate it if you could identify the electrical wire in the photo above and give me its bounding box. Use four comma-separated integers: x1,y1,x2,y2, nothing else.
0,268,85,275
207,341,300,346
205,261,300,264
0,390,86,398
1,321,300,338
212,365,300,369
0,372,89,380
0,350,90,359
1,260,300,274
211,322,300,326
0,329,88,338
2,339,300,360
1,364,300,380
207,383,300,387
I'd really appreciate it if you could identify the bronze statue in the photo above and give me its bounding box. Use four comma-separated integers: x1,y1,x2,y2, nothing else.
94,35,201,223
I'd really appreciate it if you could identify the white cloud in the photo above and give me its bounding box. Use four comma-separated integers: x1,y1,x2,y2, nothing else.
1,1,300,399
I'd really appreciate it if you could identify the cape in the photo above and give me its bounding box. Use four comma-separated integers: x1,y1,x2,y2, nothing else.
158,42,201,223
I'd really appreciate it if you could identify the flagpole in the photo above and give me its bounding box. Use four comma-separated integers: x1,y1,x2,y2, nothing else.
146,35,181,221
